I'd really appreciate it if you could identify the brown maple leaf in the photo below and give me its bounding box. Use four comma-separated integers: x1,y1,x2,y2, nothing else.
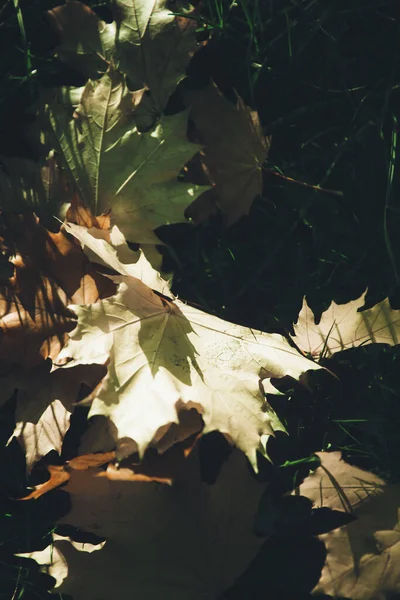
186,82,271,226
0,213,115,368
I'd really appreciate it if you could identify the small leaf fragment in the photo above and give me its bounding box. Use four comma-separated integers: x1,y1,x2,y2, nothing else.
19,465,70,501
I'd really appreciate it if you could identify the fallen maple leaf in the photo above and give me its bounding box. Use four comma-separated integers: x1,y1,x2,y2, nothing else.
113,0,198,118
299,452,400,600
66,198,169,279
0,253,75,368
186,83,270,226
67,451,116,470
19,464,70,501
64,221,170,294
45,0,108,79
103,431,201,485
24,448,269,599
17,532,105,587
12,364,106,469
14,398,70,470
65,197,111,230
46,0,198,121
292,290,400,360
50,66,207,243
55,227,322,468
299,451,384,512
0,214,115,368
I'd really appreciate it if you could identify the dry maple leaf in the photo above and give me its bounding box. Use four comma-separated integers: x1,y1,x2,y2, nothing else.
64,221,170,294
55,226,322,468
0,214,115,368
0,253,75,368
45,1,109,79
46,0,199,122
66,198,168,278
186,83,270,226
292,290,400,360
299,451,400,600
112,0,199,116
50,66,207,244
17,531,105,587
19,465,70,501
22,448,268,599
18,452,115,501
11,364,106,469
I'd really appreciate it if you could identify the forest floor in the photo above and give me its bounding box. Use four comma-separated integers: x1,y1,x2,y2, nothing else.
0,0,399,598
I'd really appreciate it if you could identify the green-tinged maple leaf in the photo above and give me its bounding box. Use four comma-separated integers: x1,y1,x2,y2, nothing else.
47,0,198,119
292,290,400,360
299,451,400,600
50,67,205,243
55,228,323,468
22,449,268,599
114,0,198,114
186,83,270,226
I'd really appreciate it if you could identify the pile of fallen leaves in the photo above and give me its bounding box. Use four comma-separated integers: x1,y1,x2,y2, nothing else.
1,0,400,598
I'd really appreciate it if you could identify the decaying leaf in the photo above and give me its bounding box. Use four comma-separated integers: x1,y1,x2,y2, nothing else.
27,448,269,599
50,67,207,243
55,227,322,468
292,290,400,359
299,452,400,599
186,83,270,225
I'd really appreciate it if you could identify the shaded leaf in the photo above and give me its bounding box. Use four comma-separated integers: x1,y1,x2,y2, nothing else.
0,155,69,214
46,0,198,120
0,214,115,368
67,451,116,470
299,452,400,600
186,83,270,226
30,449,269,599
12,364,106,469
